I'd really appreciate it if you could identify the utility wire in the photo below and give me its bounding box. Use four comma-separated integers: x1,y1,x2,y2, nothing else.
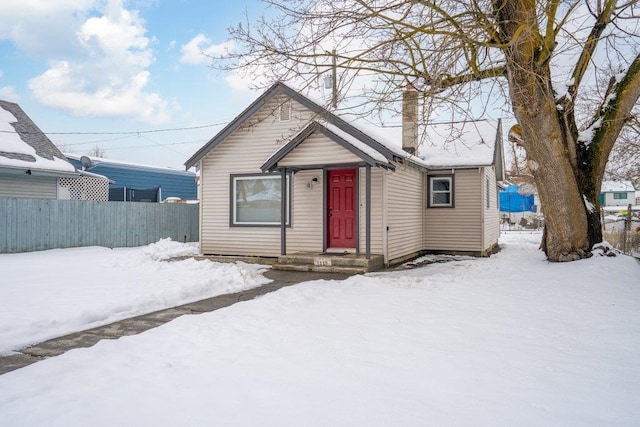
67,138,207,150
0,121,229,135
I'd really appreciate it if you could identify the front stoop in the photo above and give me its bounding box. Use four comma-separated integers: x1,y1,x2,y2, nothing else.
274,252,384,274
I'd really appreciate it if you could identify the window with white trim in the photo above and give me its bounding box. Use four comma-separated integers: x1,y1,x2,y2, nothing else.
231,174,290,226
613,192,627,199
428,175,454,207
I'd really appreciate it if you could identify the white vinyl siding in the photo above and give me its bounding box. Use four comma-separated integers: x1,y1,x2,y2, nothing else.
424,169,483,252
199,95,316,257
482,166,500,250
277,133,362,167
0,175,58,199
358,167,384,257
287,169,324,253
386,164,424,263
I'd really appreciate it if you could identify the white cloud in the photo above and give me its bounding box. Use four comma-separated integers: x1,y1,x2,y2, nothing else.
0,71,19,102
0,0,96,57
0,86,19,102
0,0,171,124
180,34,234,65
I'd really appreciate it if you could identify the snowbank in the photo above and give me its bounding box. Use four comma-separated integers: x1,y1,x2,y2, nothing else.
0,240,270,355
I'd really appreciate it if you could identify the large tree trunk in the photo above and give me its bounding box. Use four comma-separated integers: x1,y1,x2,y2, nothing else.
516,105,590,261
497,0,590,261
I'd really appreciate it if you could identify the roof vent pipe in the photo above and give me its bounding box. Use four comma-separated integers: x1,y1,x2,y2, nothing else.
402,82,418,155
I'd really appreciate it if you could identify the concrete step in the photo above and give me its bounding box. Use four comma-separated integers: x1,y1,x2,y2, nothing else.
272,263,367,275
277,253,384,271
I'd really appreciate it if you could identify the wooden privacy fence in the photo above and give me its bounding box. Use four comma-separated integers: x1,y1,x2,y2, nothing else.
0,198,199,253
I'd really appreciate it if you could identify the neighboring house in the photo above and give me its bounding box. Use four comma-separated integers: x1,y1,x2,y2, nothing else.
65,154,197,202
1,100,109,201
600,180,636,207
185,82,504,271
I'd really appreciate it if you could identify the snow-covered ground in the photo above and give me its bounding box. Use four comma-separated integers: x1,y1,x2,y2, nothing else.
0,238,270,355
1,232,639,425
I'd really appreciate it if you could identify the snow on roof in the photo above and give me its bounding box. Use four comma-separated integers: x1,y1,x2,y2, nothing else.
601,180,636,192
0,100,76,173
348,118,498,169
65,153,196,175
420,120,498,168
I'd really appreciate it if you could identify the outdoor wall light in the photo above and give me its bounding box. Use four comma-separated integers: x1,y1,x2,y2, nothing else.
306,176,319,189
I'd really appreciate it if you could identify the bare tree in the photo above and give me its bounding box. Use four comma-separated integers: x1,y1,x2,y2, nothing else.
214,0,640,261
605,116,640,187
87,146,107,158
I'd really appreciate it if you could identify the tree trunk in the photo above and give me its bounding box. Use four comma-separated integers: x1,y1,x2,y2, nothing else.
496,0,591,261
518,115,590,261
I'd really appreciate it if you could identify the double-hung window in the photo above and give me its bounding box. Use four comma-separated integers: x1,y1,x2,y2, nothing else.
428,175,454,207
231,174,290,226
613,192,627,200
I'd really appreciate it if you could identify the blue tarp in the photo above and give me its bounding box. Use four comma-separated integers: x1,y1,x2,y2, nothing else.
500,185,535,212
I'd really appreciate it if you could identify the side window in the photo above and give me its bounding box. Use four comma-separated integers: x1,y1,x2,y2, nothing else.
486,177,490,209
427,175,454,208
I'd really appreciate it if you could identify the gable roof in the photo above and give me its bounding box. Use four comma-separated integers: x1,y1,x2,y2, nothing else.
184,82,398,170
185,82,504,177
0,100,76,175
261,121,395,172
601,180,636,192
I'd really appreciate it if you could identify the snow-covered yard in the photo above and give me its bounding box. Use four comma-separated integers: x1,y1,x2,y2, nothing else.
1,232,639,425
0,239,270,355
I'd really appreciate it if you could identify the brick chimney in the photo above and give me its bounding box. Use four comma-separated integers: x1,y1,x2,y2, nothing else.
402,82,418,155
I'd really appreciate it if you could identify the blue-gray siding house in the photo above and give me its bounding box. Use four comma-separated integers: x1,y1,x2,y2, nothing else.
65,154,197,202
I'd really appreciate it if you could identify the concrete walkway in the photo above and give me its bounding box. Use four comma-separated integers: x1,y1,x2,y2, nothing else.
0,270,352,376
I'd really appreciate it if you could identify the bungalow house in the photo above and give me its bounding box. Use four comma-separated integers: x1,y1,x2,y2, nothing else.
600,180,636,207
185,82,504,272
0,100,109,201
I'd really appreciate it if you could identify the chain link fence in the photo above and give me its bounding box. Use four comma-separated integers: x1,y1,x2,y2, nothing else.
602,209,640,257
500,213,545,231
500,207,639,258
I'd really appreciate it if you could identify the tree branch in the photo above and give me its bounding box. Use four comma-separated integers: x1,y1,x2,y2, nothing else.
591,53,640,182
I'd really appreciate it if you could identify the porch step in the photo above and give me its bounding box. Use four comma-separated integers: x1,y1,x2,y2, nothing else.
274,252,384,274
272,263,368,275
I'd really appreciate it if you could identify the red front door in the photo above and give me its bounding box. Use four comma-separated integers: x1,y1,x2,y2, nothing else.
327,169,356,248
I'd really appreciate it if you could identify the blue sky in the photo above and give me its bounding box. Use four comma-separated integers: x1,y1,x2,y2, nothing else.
0,0,265,169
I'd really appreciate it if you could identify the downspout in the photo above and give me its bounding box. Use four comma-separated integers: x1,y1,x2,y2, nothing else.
198,161,203,253
480,168,486,253
366,164,371,259
382,169,388,264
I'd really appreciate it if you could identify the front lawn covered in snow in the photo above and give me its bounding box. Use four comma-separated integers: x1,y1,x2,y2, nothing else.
1,232,639,425
0,238,269,355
